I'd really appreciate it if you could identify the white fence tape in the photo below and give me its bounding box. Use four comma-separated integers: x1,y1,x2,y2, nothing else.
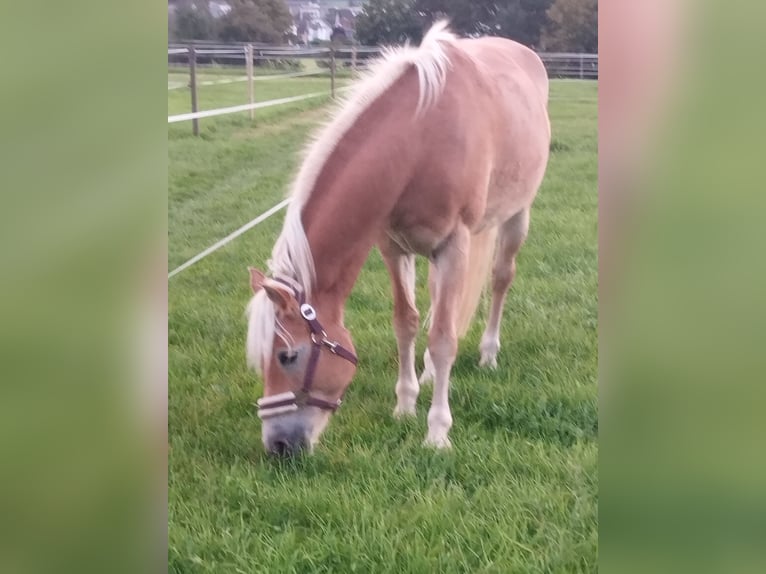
256,49,328,56
168,199,291,279
168,86,351,123
168,91,327,123
195,49,245,55
167,69,328,91
255,70,329,80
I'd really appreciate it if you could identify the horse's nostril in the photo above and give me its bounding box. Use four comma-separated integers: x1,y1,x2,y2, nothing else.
271,439,291,457
267,432,308,457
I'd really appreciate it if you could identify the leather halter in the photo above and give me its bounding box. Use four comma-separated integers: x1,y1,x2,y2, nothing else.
256,279,358,419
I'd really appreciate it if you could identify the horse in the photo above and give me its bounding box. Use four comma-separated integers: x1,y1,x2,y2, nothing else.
247,21,550,456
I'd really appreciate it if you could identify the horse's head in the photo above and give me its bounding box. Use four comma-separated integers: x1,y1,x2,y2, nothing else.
247,268,357,456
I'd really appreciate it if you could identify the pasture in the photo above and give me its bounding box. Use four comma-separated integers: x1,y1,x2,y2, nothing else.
168,75,597,572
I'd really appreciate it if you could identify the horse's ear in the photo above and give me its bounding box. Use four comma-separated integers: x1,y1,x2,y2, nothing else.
261,279,293,312
249,267,266,293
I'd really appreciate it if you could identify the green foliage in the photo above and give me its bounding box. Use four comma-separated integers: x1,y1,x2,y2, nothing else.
172,1,216,41
218,0,293,43
355,0,594,50
494,0,554,48
355,0,424,45
168,77,597,571
541,0,598,52
410,0,553,47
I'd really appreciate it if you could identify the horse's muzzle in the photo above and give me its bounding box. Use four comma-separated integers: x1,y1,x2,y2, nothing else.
263,417,310,457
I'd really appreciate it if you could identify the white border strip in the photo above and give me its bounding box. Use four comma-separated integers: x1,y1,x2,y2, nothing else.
168,198,290,279
168,91,328,123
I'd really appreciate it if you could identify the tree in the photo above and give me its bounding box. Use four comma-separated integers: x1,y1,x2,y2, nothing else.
494,0,553,48
414,0,551,46
355,0,424,46
355,0,555,48
218,0,293,44
540,0,598,52
415,0,495,37
172,1,216,41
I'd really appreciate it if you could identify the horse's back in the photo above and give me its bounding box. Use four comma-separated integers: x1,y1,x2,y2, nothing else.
460,37,549,104
457,37,549,133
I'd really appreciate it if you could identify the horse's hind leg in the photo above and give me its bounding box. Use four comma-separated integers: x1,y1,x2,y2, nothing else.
419,263,437,385
380,240,420,417
479,208,530,368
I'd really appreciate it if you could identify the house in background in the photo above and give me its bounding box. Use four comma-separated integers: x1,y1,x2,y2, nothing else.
168,1,361,45
287,1,361,44
295,17,333,43
327,7,362,41
208,0,232,18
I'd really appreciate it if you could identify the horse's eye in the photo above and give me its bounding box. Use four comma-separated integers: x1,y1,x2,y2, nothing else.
277,350,298,367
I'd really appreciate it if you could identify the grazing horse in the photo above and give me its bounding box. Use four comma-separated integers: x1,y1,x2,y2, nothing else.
247,21,550,456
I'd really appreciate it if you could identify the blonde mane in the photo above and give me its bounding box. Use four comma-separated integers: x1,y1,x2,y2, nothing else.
247,21,457,373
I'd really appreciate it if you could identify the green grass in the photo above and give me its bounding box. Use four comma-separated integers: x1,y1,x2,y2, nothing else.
169,78,598,573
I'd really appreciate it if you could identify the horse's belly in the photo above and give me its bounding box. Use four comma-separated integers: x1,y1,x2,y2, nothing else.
385,225,449,256
476,167,539,230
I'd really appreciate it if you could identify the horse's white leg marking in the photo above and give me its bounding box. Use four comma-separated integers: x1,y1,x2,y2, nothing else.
419,263,437,385
424,226,470,448
381,248,420,417
479,209,530,368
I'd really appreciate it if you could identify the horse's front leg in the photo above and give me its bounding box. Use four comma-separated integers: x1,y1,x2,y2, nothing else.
379,240,420,417
425,226,470,448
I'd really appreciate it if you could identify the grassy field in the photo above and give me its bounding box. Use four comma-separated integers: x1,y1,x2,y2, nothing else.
168,76,598,573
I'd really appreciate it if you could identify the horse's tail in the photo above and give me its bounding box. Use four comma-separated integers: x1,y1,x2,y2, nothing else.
456,226,497,338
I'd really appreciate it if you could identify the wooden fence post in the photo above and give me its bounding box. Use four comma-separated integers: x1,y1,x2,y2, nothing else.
330,48,336,99
579,54,584,79
246,44,255,120
189,44,199,136
351,45,357,72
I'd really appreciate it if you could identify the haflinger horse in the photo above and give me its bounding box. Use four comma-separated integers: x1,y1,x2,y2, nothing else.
247,21,550,456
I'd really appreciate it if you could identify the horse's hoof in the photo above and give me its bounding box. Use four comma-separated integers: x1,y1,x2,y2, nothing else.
423,434,452,449
393,404,416,418
479,354,498,369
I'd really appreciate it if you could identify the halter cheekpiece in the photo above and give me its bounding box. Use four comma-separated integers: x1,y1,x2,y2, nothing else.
256,278,358,419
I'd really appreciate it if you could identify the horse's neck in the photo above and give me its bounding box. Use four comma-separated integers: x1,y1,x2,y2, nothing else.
301,192,387,315
299,74,421,314
302,142,414,313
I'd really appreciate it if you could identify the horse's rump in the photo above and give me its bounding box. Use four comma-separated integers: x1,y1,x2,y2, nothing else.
385,36,550,252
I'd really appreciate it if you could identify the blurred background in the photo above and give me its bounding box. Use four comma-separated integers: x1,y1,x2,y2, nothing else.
2,0,766,572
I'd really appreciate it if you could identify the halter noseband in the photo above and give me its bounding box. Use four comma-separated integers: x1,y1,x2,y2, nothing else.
256,280,358,419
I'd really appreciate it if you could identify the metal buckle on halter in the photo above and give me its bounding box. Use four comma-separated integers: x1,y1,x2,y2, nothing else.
300,303,317,321
310,331,338,353
323,339,339,353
